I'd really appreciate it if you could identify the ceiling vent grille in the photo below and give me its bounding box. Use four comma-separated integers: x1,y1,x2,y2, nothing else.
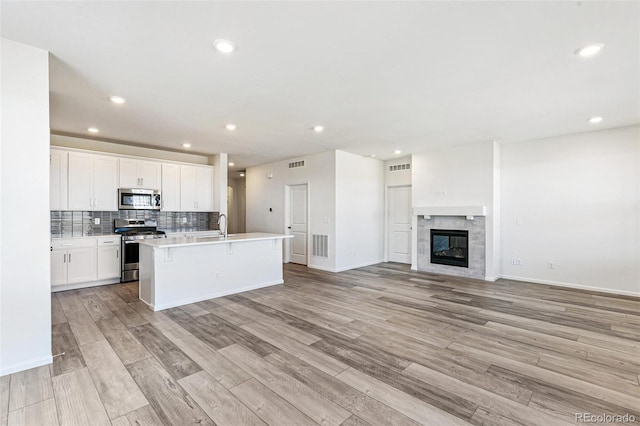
312,235,329,258
389,163,410,172
288,160,305,169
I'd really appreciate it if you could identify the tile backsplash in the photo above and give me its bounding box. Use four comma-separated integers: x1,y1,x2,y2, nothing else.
51,210,220,237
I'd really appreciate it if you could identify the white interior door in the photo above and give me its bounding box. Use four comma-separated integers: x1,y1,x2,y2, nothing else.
288,184,308,265
388,186,412,264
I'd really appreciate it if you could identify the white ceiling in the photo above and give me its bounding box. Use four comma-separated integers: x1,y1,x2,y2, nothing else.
1,1,639,171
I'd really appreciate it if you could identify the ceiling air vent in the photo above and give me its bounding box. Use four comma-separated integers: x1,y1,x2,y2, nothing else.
389,163,411,172
288,160,305,169
312,235,329,258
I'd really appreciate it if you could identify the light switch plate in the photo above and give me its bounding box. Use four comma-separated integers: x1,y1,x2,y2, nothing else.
94,218,100,225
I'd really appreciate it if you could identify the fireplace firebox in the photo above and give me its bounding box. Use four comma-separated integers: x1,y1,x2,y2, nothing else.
430,229,469,268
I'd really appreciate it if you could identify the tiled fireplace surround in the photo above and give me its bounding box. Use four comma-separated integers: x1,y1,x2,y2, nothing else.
51,210,220,238
417,214,486,279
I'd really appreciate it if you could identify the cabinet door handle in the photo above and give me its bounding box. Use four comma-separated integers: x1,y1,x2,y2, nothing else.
63,253,66,263
141,177,144,186
116,249,119,258
90,197,93,207
68,253,71,262
103,240,114,244
94,198,97,207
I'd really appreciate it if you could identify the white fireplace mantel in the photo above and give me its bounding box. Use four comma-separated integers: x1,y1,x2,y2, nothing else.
413,206,487,217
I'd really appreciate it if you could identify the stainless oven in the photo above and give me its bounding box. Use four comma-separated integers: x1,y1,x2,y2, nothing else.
118,188,161,210
114,219,166,282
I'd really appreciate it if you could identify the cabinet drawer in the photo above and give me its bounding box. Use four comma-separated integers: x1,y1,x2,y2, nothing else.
97,236,121,246
51,238,97,249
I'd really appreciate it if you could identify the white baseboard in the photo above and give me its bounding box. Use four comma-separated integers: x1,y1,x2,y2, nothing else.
52,277,120,293
309,259,386,273
484,275,500,282
499,274,640,298
335,259,386,273
308,265,338,273
151,280,284,311
1,354,52,377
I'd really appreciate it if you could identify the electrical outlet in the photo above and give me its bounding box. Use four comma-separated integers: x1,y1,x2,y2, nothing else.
511,258,522,266
94,218,100,225
516,217,523,225
182,217,187,224
215,272,220,280
547,262,554,269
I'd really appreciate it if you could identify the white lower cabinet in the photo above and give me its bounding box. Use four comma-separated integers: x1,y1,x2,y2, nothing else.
97,237,120,280
51,236,121,291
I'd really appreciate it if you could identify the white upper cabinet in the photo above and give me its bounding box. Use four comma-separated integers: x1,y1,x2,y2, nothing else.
50,149,68,210
119,158,160,189
180,165,198,211
93,156,118,211
68,152,94,210
161,163,180,211
180,165,214,211
68,152,118,211
196,166,214,211
54,148,216,213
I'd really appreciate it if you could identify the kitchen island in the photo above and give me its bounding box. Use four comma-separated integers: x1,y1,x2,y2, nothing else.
138,233,292,311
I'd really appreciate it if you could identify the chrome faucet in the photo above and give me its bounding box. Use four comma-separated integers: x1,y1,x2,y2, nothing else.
217,213,227,238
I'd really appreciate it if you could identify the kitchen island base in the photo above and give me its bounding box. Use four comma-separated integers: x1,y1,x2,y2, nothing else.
139,233,291,311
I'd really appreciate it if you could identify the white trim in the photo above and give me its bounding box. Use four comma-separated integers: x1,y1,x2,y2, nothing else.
308,264,339,273
335,259,386,273
1,354,52,377
284,181,310,266
51,277,120,292
386,185,412,265
413,206,486,217
150,280,284,311
500,274,640,298
484,275,500,282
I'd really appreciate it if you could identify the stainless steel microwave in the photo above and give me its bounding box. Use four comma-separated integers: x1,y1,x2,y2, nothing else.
118,188,161,210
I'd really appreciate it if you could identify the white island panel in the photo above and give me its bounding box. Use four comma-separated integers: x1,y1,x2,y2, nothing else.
139,233,290,311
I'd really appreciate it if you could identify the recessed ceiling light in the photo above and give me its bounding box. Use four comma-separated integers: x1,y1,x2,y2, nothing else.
394,149,402,154
228,162,235,166
214,39,236,54
109,96,126,104
588,116,603,124
182,143,191,148
575,43,604,58
87,127,99,133
370,154,376,158
239,172,245,177
313,125,324,132
226,124,236,131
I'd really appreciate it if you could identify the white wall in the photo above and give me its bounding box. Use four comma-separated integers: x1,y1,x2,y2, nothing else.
501,126,640,295
227,177,246,234
335,151,385,271
211,153,228,217
246,151,336,271
384,156,412,187
1,39,52,375
411,141,500,279
51,134,209,164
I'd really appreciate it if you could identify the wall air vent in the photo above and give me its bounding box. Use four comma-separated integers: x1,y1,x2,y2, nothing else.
389,163,411,172
312,235,329,258
288,160,305,169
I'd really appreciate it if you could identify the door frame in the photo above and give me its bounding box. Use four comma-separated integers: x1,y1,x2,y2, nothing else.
385,184,412,263
283,182,310,265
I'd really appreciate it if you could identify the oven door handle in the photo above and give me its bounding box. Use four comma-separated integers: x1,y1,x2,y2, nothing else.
124,240,139,244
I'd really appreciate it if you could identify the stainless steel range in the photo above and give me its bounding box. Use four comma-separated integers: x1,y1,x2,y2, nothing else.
114,219,166,282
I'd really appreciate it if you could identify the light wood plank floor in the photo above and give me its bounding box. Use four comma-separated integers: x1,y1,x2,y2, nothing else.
2,263,639,425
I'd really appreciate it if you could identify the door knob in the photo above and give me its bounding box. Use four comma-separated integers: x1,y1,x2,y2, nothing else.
287,226,292,229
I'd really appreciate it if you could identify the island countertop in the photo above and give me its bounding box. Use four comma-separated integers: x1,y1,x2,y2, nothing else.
140,232,292,249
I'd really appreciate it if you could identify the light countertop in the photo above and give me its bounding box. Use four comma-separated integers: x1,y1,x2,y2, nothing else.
140,232,292,249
